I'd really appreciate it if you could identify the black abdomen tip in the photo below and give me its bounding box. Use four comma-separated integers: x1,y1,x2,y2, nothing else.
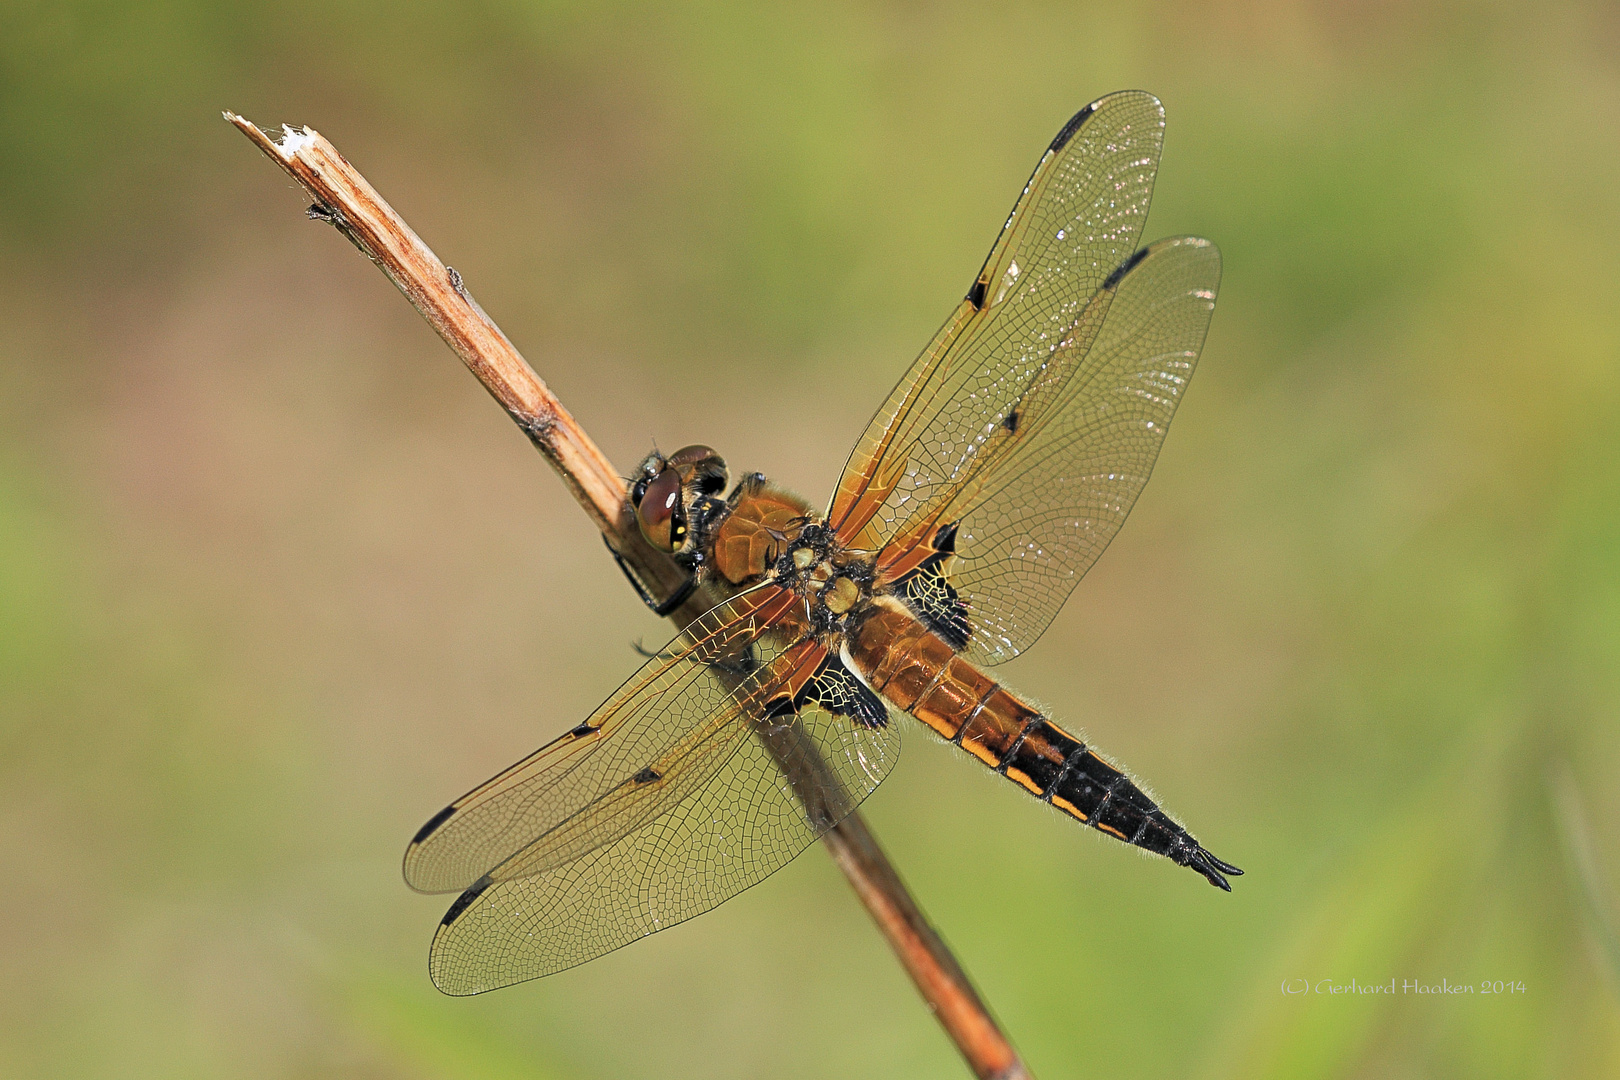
1188,847,1243,891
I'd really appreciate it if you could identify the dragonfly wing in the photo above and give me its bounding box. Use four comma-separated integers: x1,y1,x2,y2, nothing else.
941,236,1221,664
403,587,797,895
427,650,902,993
828,90,1166,552
826,92,1220,665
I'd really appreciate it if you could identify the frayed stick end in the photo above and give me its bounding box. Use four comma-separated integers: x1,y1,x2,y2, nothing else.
224,111,318,164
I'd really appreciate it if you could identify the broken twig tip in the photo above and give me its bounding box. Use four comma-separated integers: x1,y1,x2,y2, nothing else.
277,125,316,156
224,112,316,163
225,111,283,160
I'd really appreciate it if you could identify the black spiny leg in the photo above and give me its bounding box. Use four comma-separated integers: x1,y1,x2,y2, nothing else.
605,535,697,616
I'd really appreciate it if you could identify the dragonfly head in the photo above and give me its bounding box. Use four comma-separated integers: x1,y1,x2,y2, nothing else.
630,444,729,554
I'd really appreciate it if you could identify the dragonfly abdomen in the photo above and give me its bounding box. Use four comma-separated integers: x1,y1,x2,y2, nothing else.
846,601,1241,890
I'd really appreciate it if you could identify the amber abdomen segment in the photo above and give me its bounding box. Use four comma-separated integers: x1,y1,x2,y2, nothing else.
847,603,1241,890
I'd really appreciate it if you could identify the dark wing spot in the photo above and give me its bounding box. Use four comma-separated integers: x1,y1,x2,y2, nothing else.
632,767,661,784
965,276,988,311
441,874,493,926
1002,410,1020,434
893,523,970,650
800,655,889,728
1104,246,1151,290
411,804,457,846
569,722,599,738
1048,101,1098,154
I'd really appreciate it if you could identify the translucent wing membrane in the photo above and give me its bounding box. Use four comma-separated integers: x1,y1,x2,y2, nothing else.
829,91,1166,554
404,588,796,895
828,92,1221,664
947,236,1220,664
428,695,900,993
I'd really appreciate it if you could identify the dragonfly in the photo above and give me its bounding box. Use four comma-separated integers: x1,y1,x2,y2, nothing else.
405,90,1238,995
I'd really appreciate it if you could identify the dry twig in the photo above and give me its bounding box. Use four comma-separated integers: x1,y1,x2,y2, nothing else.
227,112,1032,1080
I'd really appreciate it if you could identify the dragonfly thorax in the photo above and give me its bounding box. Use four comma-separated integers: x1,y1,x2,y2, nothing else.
768,521,879,636
701,483,879,633
705,479,812,586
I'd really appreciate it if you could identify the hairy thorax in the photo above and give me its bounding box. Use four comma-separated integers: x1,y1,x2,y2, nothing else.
708,483,881,643
709,486,814,586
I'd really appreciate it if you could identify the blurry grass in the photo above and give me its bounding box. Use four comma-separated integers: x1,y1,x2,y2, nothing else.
1205,727,1511,1080
3,1,1620,1078
1552,766,1620,998
344,970,569,1080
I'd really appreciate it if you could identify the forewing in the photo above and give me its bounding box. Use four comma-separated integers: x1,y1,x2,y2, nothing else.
427,670,901,993
944,236,1221,664
828,90,1166,552
403,587,796,895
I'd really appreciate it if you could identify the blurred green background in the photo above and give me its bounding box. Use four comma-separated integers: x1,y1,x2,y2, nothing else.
3,1,1618,1077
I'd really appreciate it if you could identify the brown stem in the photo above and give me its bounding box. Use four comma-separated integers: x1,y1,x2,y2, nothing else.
227,112,1032,1080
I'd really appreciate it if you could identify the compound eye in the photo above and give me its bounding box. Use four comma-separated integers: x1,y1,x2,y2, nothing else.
667,444,729,496
667,444,718,469
635,467,687,552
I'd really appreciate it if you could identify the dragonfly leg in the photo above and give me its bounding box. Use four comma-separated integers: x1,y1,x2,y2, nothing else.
604,535,696,616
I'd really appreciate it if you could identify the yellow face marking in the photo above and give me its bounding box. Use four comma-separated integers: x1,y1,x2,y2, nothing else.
1050,795,1089,822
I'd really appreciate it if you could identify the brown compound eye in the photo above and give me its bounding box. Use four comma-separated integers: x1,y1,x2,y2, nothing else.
635,467,687,552
666,444,728,496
